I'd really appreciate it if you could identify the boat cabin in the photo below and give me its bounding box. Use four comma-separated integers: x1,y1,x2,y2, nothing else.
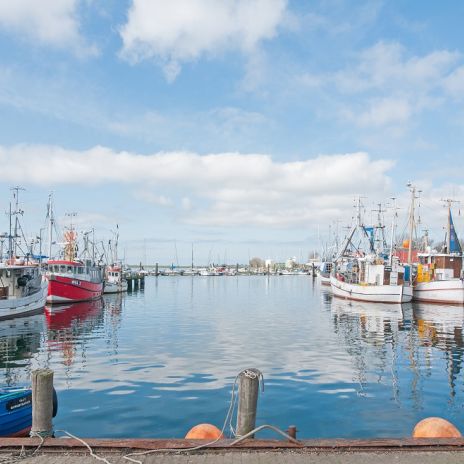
417,253,463,282
337,256,406,286
47,260,103,283
0,265,42,300
105,266,123,284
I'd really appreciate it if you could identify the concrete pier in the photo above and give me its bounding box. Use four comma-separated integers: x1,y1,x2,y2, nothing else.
1,438,464,464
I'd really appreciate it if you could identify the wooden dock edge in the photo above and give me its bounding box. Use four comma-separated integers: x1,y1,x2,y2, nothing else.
0,437,463,454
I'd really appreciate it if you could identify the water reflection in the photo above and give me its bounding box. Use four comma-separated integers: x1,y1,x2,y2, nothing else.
0,314,44,385
0,278,463,438
45,299,105,375
330,298,405,399
413,303,464,399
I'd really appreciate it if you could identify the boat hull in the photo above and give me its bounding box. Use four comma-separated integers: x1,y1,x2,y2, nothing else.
0,388,32,437
0,282,47,321
319,274,331,286
413,279,464,304
103,281,128,294
47,275,103,304
330,275,412,303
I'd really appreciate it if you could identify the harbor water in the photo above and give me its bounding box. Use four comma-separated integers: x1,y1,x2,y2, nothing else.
0,275,463,438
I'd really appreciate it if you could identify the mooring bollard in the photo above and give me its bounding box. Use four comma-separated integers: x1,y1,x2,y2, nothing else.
31,369,54,438
236,368,261,438
287,425,297,440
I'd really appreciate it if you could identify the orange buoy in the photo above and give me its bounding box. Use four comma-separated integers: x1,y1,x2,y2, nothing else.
185,423,223,439
413,417,461,438
402,239,410,249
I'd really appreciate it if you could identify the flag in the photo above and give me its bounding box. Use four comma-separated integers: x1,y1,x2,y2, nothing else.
449,210,462,253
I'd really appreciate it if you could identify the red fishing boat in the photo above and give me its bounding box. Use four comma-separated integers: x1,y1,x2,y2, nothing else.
46,259,103,303
45,224,103,304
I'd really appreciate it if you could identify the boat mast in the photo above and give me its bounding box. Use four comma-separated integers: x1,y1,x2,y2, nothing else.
114,225,119,264
10,186,25,259
407,183,416,265
335,197,362,260
47,193,54,260
389,197,397,266
8,201,12,261
64,212,77,261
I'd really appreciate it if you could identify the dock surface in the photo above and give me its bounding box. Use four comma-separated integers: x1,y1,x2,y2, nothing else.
11,450,464,463
1,438,464,464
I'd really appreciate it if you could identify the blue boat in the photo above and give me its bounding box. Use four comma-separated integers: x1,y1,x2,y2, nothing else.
0,387,32,437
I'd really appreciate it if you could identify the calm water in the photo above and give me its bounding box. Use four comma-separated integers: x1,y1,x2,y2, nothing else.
1,276,463,438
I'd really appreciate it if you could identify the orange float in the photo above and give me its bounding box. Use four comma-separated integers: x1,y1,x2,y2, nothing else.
402,239,410,249
185,423,223,439
412,417,461,438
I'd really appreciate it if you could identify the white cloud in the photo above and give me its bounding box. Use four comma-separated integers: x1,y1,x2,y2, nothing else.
119,0,287,79
133,190,173,207
0,144,393,228
335,42,459,94
0,0,96,55
352,97,412,127
443,66,464,98
326,42,461,129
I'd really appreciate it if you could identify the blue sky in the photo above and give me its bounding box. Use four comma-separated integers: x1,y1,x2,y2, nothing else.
0,0,464,265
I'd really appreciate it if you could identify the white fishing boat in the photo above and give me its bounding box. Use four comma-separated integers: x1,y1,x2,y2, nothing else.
330,257,413,303
0,263,48,320
413,200,464,304
103,265,128,294
103,227,128,294
0,188,47,319
330,198,413,304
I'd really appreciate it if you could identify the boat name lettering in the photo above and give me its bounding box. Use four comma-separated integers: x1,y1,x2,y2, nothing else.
72,280,81,286
6,394,32,411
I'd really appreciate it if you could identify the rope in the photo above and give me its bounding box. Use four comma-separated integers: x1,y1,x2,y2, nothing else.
55,430,113,464
0,435,44,464
122,369,249,463
123,368,301,464
123,423,301,464
1,369,300,464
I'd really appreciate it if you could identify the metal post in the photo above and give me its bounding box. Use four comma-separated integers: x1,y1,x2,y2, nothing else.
31,369,54,437
236,368,261,437
155,263,159,276
287,425,297,439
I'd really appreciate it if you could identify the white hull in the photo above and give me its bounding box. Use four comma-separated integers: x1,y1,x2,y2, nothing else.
319,274,331,286
103,281,128,294
330,275,412,304
0,281,48,320
413,279,464,304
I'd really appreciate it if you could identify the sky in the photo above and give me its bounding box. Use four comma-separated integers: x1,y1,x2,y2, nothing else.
1,0,464,265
